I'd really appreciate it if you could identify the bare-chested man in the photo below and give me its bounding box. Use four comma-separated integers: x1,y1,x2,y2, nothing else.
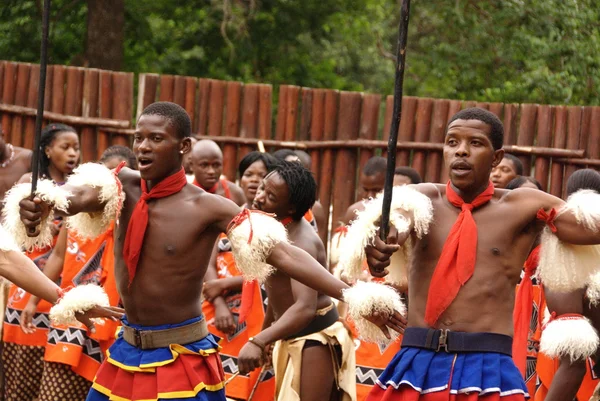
240,161,355,401
17,102,401,401
190,139,245,206
0,126,32,209
362,107,600,401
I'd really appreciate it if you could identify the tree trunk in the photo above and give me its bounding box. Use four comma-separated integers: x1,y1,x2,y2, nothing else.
85,0,124,71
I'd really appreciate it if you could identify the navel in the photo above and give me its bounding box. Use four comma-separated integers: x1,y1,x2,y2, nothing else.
491,247,500,256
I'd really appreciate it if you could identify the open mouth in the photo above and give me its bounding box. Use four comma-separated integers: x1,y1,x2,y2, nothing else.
138,157,153,170
65,161,77,170
451,162,472,176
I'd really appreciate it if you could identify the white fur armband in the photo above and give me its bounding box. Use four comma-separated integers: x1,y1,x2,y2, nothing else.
540,314,599,362
50,284,110,326
342,281,406,344
338,186,433,282
227,210,289,283
2,180,70,251
586,271,600,306
0,224,20,253
66,163,125,239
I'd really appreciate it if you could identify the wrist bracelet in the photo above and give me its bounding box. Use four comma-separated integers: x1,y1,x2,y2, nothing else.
248,336,266,352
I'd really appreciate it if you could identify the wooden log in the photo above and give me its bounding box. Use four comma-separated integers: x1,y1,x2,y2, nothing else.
358,94,382,170
284,86,300,141
238,83,260,170
555,158,600,167
309,89,325,186
586,107,600,161
503,104,519,146
51,65,66,114
533,106,553,190
197,78,211,136
411,98,434,178
81,69,99,162
275,85,288,142
110,72,134,147
396,96,418,165
426,99,450,183
0,103,130,128
0,62,5,104
257,84,272,140
318,90,339,233
579,107,593,165
136,73,159,120
11,63,31,147
207,80,226,138
464,101,477,109
475,102,489,110
223,81,242,180
299,88,313,142
331,91,361,226
24,64,40,150
97,70,113,159
440,100,462,182
2,62,18,143
564,106,583,182
550,106,568,196
184,77,197,132
488,103,503,119
158,74,174,102
173,75,186,107
516,104,538,175
64,67,84,117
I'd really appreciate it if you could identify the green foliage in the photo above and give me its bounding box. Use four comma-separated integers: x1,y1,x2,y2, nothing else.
1,0,599,105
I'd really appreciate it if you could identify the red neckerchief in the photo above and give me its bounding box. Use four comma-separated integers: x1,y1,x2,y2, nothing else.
512,245,541,376
238,215,293,323
424,181,495,327
122,168,187,285
193,178,218,194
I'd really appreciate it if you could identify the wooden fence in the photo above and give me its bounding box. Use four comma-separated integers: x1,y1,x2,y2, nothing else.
1,60,599,244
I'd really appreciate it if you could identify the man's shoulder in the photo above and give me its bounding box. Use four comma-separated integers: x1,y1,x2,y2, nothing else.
117,167,140,186
412,182,443,199
14,146,32,158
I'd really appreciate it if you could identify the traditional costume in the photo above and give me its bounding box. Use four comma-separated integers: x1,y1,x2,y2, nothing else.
272,302,357,401
38,223,120,401
535,353,599,401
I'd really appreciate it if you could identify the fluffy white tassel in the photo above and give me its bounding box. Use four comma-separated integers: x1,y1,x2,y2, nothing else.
385,240,410,289
0,224,20,252
342,281,406,344
2,180,70,251
50,284,110,325
562,189,600,233
228,211,289,283
338,186,433,283
66,163,125,239
586,271,600,306
540,315,599,362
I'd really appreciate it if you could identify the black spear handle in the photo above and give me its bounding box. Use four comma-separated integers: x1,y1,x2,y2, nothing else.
380,0,411,240
29,0,51,233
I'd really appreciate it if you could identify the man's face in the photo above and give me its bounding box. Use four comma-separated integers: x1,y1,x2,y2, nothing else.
359,172,385,200
133,114,190,181
490,158,518,189
191,153,223,189
443,119,503,191
252,172,294,220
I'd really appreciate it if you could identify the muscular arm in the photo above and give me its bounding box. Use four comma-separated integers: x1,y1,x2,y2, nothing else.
543,287,588,401
254,280,318,345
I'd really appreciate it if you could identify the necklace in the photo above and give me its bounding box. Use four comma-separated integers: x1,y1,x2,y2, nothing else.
0,144,15,168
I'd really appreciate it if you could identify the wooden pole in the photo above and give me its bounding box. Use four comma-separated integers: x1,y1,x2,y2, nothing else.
380,0,411,239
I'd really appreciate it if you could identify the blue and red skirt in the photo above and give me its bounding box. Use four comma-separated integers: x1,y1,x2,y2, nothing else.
366,347,529,401
86,316,226,401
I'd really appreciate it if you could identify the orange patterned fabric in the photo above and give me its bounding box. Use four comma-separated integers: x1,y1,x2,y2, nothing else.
535,353,599,401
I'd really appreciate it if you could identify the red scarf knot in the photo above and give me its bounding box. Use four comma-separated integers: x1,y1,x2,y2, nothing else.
122,168,187,285
424,181,495,327
537,208,558,233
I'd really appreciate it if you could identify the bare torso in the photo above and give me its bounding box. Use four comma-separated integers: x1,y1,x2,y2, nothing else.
265,219,330,321
408,183,544,335
0,147,32,211
115,169,236,325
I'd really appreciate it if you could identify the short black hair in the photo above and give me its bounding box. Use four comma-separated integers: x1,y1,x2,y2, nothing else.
363,156,387,176
140,101,191,139
505,176,543,191
273,161,317,221
40,123,77,179
272,148,298,161
394,166,422,184
566,169,600,197
448,107,504,151
238,151,279,178
503,153,524,176
100,145,137,170
294,150,312,169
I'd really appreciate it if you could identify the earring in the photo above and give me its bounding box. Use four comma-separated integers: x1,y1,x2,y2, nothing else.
180,150,184,154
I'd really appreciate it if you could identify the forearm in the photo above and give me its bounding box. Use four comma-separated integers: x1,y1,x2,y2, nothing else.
0,251,59,304
544,357,586,401
221,276,243,292
28,253,65,306
261,303,275,331
267,243,349,301
62,184,106,216
254,303,315,345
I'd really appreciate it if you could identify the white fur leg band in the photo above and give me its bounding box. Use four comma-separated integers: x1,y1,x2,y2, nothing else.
227,210,289,283
342,281,406,344
2,180,70,251
50,284,110,325
338,185,433,282
66,163,125,239
540,314,599,362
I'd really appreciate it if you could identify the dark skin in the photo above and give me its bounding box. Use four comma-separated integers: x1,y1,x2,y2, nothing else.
190,139,245,206
241,172,337,400
490,157,518,189
0,129,32,211
367,119,600,339
20,114,404,332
